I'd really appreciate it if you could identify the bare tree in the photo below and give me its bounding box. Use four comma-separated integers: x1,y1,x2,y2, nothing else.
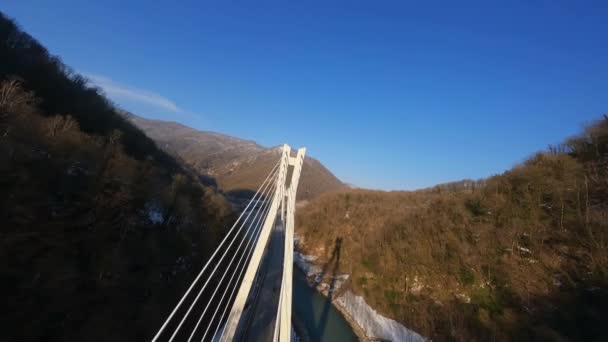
0,77,37,117
43,115,79,137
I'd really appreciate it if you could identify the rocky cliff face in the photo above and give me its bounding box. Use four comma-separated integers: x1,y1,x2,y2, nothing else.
294,249,424,342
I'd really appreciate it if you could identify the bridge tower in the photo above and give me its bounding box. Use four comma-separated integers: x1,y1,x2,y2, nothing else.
221,144,306,342
151,144,305,342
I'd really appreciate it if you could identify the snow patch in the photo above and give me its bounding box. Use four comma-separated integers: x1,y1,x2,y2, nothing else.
516,245,532,255
294,251,321,277
145,202,164,224
455,292,471,303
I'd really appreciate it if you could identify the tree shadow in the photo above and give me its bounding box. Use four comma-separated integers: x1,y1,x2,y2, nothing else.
225,189,257,199
197,173,217,187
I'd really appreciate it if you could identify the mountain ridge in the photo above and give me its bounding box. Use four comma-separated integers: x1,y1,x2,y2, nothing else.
123,112,347,201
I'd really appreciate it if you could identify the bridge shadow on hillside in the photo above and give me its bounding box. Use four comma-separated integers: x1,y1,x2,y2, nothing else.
313,237,343,338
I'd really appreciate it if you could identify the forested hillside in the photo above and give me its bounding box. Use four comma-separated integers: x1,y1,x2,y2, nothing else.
0,13,233,341
296,116,608,341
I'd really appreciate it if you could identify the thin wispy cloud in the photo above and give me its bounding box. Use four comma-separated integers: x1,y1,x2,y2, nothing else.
84,73,182,113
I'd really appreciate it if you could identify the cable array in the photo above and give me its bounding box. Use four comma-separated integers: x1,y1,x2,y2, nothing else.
152,159,281,342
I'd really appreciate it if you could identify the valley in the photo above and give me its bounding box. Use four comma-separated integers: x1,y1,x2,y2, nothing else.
2,4,607,342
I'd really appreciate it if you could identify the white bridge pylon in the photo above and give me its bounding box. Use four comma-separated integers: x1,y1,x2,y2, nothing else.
151,144,305,342
222,144,305,342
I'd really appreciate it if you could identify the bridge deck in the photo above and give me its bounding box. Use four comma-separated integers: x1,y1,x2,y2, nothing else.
237,223,285,341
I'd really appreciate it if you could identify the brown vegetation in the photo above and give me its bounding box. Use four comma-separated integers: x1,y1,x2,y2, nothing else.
296,117,608,341
0,12,235,341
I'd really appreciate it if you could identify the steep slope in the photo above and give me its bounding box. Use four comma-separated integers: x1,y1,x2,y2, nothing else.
0,13,233,341
296,116,608,341
126,113,346,200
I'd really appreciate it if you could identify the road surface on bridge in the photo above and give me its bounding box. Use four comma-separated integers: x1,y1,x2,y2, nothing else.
239,222,285,341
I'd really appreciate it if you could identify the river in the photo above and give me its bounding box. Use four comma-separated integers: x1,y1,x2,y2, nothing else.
228,196,357,341
292,268,358,342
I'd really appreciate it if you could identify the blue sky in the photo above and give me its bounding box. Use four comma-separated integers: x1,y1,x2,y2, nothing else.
4,1,607,190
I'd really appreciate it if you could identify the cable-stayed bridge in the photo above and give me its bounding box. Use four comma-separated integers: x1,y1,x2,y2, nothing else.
152,144,306,342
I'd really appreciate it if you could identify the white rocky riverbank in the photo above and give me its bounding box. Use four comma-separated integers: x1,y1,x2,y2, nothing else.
294,251,425,342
